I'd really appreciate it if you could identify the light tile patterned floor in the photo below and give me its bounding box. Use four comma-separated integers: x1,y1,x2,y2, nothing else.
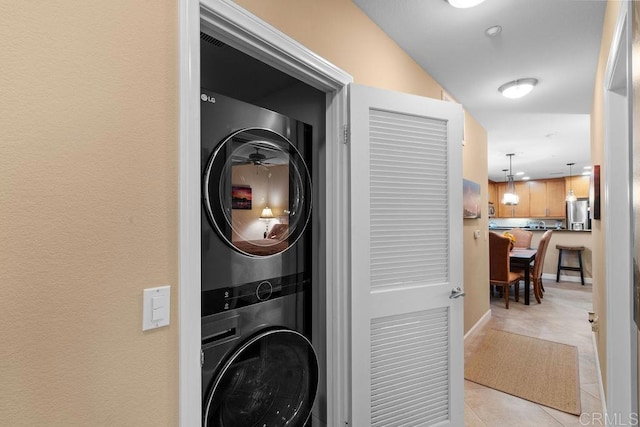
464,281,604,426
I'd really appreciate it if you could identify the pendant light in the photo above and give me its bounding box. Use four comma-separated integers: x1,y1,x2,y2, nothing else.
566,162,577,202
501,153,519,206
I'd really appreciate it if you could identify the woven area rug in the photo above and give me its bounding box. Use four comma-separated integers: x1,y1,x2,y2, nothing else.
465,329,581,415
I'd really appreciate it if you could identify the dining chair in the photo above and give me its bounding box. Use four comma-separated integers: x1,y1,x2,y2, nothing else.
535,230,553,298
510,228,533,249
489,231,521,309
514,230,553,303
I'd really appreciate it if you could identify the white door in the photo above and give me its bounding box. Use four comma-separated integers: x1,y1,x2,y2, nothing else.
349,84,464,426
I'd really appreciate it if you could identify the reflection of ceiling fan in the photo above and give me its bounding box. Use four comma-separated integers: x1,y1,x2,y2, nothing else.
232,147,276,166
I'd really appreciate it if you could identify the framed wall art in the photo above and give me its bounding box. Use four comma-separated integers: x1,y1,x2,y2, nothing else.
231,185,252,210
463,179,481,219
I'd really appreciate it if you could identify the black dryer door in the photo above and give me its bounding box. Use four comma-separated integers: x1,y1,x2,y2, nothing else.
203,127,312,258
203,328,318,427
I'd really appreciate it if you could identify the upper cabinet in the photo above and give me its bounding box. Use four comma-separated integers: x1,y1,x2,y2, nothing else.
488,180,498,205
545,179,566,217
495,182,509,217
512,181,530,217
491,178,569,218
529,178,565,218
566,175,590,198
495,181,530,218
528,181,547,217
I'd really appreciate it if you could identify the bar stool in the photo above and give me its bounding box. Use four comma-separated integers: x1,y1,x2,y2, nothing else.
556,245,585,286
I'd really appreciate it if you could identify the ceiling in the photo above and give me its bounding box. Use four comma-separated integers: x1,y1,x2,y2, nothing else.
352,0,607,182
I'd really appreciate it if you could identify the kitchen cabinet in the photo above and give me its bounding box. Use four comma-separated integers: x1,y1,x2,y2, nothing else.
566,175,590,198
546,179,566,216
491,178,564,218
528,181,546,217
496,182,508,217
512,181,530,217
496,181,530,217
488,181,498,205
529,179,565,218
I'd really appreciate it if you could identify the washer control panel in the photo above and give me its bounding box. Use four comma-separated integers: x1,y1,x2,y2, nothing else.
201,273,309,316
256,281,273,301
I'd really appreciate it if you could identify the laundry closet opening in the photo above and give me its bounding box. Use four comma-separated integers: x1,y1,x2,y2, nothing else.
199,30,328,426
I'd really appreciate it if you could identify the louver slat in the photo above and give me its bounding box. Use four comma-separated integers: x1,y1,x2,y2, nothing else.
369,108,449,291
370,308,450,427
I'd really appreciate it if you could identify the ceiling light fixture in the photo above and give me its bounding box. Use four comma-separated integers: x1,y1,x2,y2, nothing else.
566,162,577,202
501,154,519,206
447,0,485,8
498,78,538,99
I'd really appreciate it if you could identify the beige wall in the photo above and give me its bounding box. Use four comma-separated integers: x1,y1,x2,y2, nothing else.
235,0,442,100
1,0,489,424
591,0,623,396
528,231,593,280
0,1,179,425
462,118,491,332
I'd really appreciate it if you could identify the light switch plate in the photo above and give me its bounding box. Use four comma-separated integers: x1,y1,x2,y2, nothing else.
143,285,170,331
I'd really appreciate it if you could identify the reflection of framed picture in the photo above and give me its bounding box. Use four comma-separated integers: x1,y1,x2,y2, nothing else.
463,179,481,219
231,185,252,210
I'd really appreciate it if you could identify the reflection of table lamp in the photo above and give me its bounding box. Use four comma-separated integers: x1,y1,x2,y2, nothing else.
259,207,274,238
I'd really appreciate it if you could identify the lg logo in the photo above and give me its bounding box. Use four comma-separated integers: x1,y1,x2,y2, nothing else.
201,94,216,103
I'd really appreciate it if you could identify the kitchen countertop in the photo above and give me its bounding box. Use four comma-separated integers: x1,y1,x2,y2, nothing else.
489,227,591,233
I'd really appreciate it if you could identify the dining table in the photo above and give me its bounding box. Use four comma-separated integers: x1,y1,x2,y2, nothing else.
509,248,537,305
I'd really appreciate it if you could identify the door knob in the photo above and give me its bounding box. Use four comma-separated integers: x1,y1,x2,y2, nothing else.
450,287,465,299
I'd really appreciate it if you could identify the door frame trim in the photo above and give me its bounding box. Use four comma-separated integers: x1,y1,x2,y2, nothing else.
603,0,635,419
178,1,353,425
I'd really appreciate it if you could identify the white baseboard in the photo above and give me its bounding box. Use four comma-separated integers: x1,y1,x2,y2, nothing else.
592,331,607,417
542,273,593,285
464,309,491,341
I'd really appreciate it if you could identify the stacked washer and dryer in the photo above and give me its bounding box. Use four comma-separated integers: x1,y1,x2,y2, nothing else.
200,90,319,426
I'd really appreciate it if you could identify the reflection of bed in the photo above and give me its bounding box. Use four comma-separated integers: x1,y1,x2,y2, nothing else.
234,224,289,256
234,239,289,256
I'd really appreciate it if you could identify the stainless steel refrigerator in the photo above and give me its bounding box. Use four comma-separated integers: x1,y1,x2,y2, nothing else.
566,197,590,230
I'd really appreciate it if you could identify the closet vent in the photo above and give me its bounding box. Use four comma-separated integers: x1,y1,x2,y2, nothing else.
200,32,226,48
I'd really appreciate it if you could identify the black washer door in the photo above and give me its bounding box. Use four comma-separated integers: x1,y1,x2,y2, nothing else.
204,329,318,427
203,127,312,257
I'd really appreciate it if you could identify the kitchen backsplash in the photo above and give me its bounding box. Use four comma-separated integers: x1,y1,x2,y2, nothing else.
489,218,565,230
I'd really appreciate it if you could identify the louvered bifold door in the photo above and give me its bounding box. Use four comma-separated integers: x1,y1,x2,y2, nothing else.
369,109,449,290
350,84,463,427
